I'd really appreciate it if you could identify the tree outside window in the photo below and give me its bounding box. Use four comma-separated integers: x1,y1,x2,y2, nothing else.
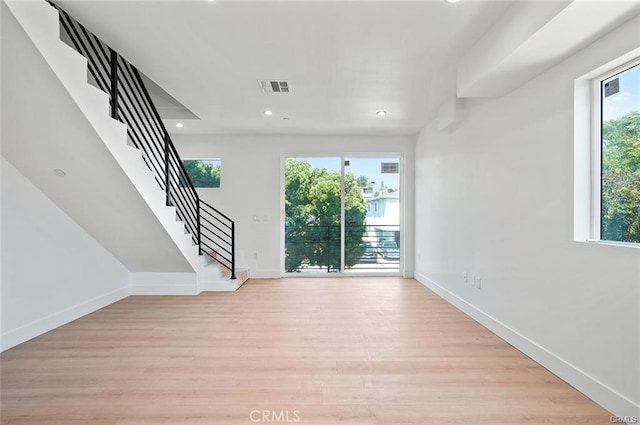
182,159,221,188
600,64,640,243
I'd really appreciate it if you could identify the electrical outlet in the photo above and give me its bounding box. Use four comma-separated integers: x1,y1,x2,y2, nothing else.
470,275,481,289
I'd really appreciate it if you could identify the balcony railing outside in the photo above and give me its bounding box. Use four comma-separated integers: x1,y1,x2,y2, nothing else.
285,224,400,273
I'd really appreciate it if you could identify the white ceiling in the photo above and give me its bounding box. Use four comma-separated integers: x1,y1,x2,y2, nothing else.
54,0,511,135
52,0,640,136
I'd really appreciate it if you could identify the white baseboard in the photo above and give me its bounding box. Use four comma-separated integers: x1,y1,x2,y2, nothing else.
1,287,130,351
414,271,640,421
130,272,199,295
130,285,200,295
200,280,240,292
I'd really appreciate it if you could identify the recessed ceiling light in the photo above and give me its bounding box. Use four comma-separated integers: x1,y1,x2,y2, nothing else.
53,169,66,177
176,122,184,128
376,110,387,116
446,0,461,3
264,110,273,116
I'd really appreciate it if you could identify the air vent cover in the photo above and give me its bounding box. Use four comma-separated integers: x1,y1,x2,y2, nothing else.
258,80,291,93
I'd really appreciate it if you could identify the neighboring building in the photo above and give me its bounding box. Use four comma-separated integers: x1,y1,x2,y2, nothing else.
366,190,399,246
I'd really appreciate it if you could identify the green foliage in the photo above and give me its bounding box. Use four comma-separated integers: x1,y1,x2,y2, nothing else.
285,159,367,272
601,111,640,243
182,160,220,188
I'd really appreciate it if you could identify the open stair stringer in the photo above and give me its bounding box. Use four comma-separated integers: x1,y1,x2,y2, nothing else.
6,0,238,293
7,0,249,293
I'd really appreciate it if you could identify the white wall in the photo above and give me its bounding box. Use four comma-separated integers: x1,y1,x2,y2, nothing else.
415,17,640,418
1,158,130,350
173,135,415,278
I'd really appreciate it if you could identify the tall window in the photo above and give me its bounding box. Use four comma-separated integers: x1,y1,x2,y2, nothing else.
597,62,640,243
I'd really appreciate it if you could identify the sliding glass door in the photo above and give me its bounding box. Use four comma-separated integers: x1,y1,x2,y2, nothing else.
344,157,400,273
284,156,401,275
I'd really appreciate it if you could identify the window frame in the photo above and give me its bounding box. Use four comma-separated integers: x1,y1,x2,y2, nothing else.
590,58,640,245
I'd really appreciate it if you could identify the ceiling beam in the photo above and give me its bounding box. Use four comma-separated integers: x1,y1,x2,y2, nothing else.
457,0,640,98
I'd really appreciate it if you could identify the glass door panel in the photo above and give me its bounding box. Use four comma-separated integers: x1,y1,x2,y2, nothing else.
344,158,401,273
284,157,342,273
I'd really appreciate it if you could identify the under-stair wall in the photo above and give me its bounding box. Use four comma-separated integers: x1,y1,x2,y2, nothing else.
0,158,131,351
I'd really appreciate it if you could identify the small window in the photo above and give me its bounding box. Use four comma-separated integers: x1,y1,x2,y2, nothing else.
596,61,640,243
182,159,221,188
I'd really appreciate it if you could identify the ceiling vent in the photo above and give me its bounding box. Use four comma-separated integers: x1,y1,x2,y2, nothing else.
258,80,291,94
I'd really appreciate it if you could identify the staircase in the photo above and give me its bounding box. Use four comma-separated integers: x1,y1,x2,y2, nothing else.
5,0,248,291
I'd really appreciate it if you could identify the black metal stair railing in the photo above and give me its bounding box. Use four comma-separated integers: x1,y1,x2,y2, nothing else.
49,2,236,279
200,200,235,277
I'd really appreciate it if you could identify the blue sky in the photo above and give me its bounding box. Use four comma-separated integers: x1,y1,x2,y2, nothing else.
292,157,401,190
602,63,640,121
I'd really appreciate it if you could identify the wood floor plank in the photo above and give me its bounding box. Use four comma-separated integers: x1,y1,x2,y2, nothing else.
1,278,613,424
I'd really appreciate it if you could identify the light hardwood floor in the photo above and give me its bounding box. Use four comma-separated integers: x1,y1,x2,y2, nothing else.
2,278,612,424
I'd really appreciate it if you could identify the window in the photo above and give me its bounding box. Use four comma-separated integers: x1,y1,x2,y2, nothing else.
595,61,640,243
182,159,221,188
